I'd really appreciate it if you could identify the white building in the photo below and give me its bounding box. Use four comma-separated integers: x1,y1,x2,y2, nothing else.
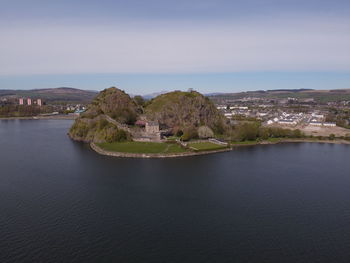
309,121,323,126
224,113,233,118
216,105,226,110
323,122,336,127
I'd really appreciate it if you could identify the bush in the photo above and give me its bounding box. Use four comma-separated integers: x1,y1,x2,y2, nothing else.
176,129,183,137
258,127,270,140
70,120,89,138
115,129,130,142
231,122,260,142
97,119,109,130
181,127,198,141
198,126,214,139
329,134,336,140
292,129,303,138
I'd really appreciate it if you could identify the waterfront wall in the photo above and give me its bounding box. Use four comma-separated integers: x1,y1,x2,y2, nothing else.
90,143,232,159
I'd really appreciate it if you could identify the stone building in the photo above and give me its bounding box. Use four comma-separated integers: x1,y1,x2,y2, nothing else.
145,121,159,134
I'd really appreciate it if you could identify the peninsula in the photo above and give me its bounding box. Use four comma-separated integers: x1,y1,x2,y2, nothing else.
68,87,231,157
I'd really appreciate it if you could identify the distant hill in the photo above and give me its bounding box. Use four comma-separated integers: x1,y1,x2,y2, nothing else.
0,87,98,103
208,89,350,103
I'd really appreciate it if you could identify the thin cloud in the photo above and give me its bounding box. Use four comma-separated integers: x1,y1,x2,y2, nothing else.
1,17,349,75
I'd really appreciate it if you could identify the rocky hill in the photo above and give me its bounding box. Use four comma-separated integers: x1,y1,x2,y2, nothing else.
69,87,140,142
69,87,226,143
145,90,226,133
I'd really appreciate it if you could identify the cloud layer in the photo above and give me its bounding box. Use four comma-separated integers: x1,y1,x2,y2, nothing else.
1,17,350,75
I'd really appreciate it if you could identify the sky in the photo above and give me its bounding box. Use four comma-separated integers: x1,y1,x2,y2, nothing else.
0,0,349,94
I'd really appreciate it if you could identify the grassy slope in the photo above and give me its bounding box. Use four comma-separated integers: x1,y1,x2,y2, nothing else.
188,142,227,151
97,141,188,154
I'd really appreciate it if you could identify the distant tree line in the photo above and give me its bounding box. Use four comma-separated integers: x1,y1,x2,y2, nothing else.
0,105,54,117
226,121,304,142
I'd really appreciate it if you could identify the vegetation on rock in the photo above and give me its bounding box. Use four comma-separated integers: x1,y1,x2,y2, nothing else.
83,87,140,125
69,88,228,143
145,90,226,136
69,116,132,143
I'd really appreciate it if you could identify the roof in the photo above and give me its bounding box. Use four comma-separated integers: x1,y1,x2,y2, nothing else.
146,121,159,126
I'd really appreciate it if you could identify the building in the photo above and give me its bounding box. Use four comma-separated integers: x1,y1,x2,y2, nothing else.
19,98,24,105
27,98,32,105
323,122,336,127
224,112,233,118
145,121,159,134
309,121,322,126
37,99,42,106
216,105,226,110
278,119,297,125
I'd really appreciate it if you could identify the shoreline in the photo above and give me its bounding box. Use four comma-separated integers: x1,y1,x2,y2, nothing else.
90,142,232,158
90,138,350,159
233,138,350,147
0,115,78,120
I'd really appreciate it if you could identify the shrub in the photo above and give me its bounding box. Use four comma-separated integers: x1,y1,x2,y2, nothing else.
115,129,130,142
198,126,214,139
181,127,198,141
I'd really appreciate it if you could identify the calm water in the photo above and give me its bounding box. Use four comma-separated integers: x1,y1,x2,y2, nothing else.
1,120,350,262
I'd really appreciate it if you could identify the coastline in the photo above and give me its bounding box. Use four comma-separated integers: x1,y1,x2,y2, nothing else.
234,138,350,147
0,115,78,120
90,142,232,158
90,138,350,159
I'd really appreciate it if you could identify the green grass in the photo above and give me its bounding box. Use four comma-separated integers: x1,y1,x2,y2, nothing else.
231,140,259,145
98,141,188,154
188,141,228,151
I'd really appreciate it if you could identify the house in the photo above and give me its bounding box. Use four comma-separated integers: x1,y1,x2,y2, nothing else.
323,122,336,127
278,119,297,125
216,105,226,110
309,121,322,126
224,112,233,118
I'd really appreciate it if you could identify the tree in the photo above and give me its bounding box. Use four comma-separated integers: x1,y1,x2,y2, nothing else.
181,127,198,141
198,126,214,139
258,127,270,140
329,134,336,140
292,129,303,138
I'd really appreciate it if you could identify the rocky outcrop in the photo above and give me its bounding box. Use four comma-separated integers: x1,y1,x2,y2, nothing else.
145,90,226,133
69,88,227,143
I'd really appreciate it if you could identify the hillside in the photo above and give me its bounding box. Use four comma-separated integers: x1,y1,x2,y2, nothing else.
0,87,98,103
208,89,350,103
69,87,139,142
145,90,226,133
69,88,226,143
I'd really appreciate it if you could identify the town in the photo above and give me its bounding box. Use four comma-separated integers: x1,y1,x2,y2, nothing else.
212,93,350,138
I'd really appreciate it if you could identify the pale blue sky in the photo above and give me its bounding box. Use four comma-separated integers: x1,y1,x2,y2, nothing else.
0,0,349,93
